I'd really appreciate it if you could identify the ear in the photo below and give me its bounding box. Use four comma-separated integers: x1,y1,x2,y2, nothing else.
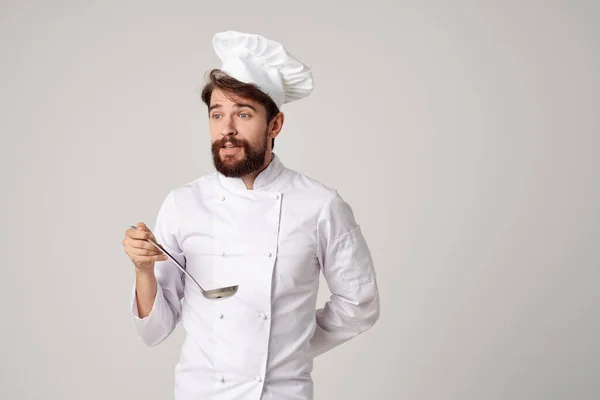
269,112,285,140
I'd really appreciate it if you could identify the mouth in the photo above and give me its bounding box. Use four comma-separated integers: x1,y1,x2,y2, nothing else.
220,143,243,155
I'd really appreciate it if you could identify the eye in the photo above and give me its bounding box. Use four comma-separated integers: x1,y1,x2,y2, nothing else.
211,113,222,119
239,112,250,118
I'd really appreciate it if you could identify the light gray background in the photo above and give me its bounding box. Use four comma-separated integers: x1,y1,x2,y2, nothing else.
1,1,598,399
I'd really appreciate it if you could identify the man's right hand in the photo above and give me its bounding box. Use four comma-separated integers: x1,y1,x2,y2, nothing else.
123,222,168,272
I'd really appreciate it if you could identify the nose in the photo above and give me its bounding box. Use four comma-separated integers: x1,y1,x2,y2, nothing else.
220,116,237,137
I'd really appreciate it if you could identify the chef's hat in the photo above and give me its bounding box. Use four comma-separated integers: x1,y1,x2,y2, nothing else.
212,30,314,109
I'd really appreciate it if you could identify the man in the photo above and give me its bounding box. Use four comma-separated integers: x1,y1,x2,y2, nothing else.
123,30,380,400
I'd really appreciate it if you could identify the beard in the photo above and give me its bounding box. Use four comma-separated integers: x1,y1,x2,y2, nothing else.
211,132,269,178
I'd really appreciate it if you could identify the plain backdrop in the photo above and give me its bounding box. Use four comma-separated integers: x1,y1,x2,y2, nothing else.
1,1,599,399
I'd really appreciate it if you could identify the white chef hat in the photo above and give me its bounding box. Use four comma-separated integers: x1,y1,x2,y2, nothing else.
212,30,314,109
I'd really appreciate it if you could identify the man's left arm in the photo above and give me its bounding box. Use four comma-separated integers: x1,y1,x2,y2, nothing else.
310,190,380,358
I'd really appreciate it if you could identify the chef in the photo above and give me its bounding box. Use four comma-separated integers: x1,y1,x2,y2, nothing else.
123,30,380,400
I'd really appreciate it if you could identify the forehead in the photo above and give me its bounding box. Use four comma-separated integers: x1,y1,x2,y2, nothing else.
210,89,261,109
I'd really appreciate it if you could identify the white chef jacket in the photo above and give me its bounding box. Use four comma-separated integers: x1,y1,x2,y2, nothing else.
131,154,380,400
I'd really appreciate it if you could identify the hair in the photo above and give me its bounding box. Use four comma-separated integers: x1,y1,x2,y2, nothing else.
201,69,280,149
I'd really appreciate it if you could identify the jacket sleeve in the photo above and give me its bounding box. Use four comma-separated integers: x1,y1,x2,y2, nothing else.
130,189,185,346
310,190,380,358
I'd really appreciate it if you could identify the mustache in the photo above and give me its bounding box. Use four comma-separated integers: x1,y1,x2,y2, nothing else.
215,137,247,147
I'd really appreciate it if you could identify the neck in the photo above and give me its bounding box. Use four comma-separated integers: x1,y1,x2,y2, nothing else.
241,152,273,190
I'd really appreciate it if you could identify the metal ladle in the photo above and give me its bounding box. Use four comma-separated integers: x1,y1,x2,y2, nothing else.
129,226,238,300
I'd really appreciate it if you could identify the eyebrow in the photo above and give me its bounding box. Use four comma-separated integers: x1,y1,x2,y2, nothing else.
209,103,257,112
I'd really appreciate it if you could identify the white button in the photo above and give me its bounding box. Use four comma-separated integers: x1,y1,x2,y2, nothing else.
274,194,280,200
265,252,272,257
220,251,225,256
220,376,225,383
217,312,224,319
262,314,268,320
218,196,225,201
255,376,262,382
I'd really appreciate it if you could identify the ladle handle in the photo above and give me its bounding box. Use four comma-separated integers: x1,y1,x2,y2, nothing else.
128,225,205,292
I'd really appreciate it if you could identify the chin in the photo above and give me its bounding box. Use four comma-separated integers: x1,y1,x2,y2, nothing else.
221,153,244,162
